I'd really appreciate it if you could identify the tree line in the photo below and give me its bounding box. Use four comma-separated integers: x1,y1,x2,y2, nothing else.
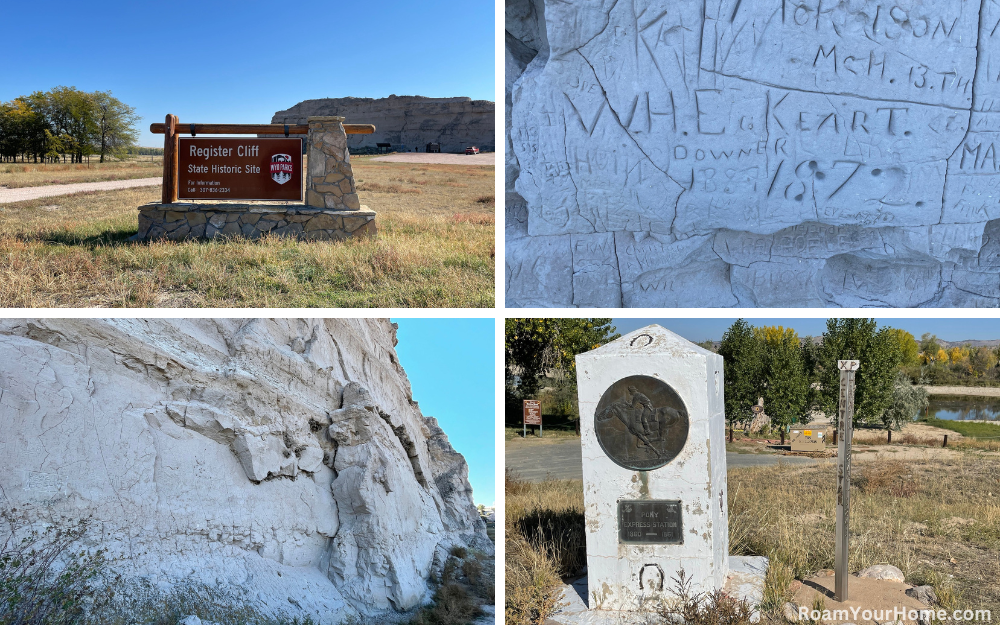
505,318,943,437
911,333,1000,384
718,318,926,440
0,86,140,163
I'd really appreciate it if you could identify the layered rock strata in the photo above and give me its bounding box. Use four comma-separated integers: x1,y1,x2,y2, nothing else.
0,319,490,623
506,0,1000,307
272,96,495,154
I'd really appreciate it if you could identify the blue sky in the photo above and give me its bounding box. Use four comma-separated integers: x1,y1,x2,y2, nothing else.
1,1,495,147
392,318,494,507
613,318,1000,344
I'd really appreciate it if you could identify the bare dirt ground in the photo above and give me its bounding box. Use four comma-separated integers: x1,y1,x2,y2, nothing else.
370,152,495,165
0,177,160,204
920,385,1000,396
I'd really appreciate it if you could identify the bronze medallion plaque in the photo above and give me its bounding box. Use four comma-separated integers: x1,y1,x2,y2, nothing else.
618,500,683,544
595,375,689,470
178,137,303,201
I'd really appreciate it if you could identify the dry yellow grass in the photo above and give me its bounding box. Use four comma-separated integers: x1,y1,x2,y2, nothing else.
0,159,494,307
505,456,1000,623
729,457,1000,614
505,471,583,625
0,159,163,188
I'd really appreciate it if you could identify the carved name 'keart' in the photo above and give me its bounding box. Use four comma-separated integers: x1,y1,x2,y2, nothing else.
506,0,1000,307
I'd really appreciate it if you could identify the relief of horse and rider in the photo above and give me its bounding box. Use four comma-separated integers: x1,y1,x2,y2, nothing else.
595,378,689,467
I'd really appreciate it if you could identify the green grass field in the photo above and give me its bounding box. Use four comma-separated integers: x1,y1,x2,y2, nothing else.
0,158,494,307
923,418,1000,440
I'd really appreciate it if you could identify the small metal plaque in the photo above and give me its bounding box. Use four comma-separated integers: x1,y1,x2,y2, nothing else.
618,500,683,544
594,375,689,470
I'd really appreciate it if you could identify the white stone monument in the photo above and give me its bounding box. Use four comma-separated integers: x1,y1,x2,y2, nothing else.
575,324,731,610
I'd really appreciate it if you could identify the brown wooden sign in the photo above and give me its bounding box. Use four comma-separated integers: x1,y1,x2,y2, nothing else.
178,137,302,201
523,400,542,426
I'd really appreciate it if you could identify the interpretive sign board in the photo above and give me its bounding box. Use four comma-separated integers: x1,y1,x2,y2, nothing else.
523,400,541,425
178,137,302,201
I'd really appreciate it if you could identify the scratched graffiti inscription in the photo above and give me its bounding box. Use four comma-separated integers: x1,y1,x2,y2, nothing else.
506,0,1000,308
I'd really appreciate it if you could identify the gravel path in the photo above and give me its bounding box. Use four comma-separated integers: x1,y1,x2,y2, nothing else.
369,152,494,165
921,385,1000,397
0,177,161,204
505,438,817,482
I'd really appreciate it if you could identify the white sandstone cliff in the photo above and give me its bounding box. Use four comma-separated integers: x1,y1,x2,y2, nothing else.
0,319,491,623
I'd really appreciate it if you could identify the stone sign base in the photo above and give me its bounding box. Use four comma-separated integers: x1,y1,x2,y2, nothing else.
131,203,376,242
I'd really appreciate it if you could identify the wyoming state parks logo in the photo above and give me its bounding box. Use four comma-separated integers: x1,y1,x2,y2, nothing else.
270,154,293,185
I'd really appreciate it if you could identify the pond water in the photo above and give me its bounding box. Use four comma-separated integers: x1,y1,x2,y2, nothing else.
924,395,1000,421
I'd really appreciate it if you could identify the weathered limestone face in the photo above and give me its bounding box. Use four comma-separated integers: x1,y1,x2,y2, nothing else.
0,319,490,623
507,0,1000,307
306,116,363,211
576,325,728,609
273,96,495,154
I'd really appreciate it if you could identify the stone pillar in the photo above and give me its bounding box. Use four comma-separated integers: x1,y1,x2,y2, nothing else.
306,116,363,210
575,324,729,610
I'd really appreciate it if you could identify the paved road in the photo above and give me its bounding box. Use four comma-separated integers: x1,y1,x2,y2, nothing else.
370,152,494,165
0,177,161,204
506,439,817,481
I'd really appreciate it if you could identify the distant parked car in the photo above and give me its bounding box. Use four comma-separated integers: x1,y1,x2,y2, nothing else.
465,146,479,155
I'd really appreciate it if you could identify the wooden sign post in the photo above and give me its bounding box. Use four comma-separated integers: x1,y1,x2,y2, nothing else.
523,399,541,438
835,359,859,602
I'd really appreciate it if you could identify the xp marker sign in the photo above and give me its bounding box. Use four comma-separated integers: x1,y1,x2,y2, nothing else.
178,137,302,201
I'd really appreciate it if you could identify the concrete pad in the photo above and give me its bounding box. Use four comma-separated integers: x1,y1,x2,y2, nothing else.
545,556,768,625
790,573,934,624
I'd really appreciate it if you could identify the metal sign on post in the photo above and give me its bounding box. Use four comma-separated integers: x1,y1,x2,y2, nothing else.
523,400,542,437
835,359,859,602
178,137,303,201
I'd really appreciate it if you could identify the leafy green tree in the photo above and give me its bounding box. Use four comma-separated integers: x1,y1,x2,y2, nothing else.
504,319,619,424
550,318,619,382
756,326,810,435
816,319,902,427
505,318,554,402
919,333,940,362
970,346,997,377
887,328,920,368
718,319,763,430
883,371,929,441
92,91,139,162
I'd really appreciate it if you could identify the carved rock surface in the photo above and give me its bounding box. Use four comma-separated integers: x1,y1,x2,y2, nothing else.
272,95,495,154
0,319,490,623
506,0,1000,307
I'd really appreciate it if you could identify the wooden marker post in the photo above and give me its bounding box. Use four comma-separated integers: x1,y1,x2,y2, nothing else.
161,114,179,204
835,359,859,602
